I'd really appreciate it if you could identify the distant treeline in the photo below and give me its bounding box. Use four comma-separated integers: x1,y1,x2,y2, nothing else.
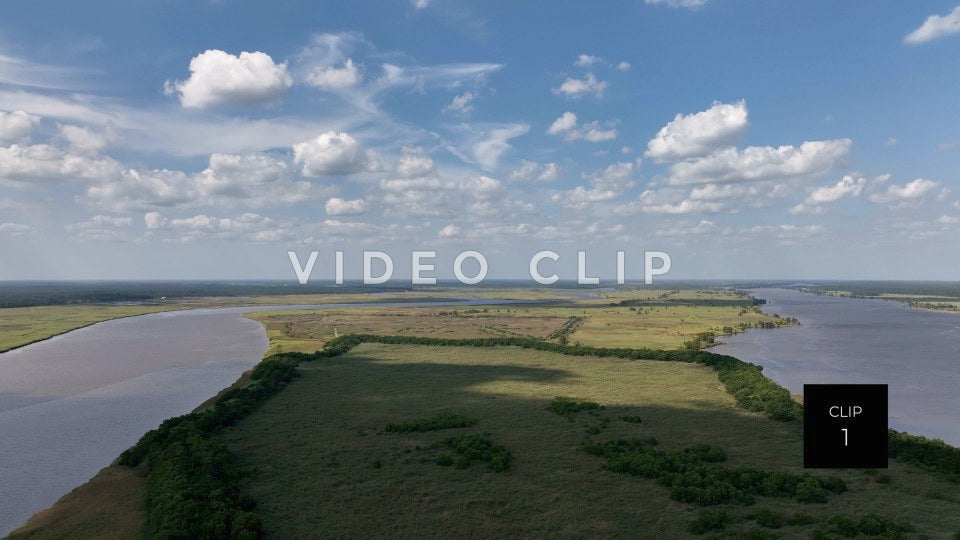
615,298,766,308
800,281,960,300
0,282,413,308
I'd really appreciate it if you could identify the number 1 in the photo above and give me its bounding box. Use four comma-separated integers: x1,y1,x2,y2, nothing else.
841,428,848,446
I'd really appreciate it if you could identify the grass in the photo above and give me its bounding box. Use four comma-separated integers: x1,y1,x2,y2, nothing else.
246,288,789,354
6,465,146,539
221,343,960,537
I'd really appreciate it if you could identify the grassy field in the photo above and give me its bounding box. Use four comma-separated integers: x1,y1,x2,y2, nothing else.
222,343,960,538
247,288,788,354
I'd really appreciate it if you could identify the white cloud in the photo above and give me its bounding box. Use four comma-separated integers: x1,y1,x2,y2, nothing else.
552,162,635,208
789,203,824,216
509,160,560,182
57,123,114,154
442,91,475,115
617,61,631,71
904,5,960,44
552,73,607,99
305,58,361,89
293,131,378,176
645,100,748,161
666,139,852,186
412,0,429,9
0,110,40,143
546,111,617,142
806,175,866,204
547,112,578,135
936,215,959,224
325,197,368,215
66,214,135,241
166,50,292,108
0,143,120,183
627,199,724,215
438,224,460,238
574,54,602,67
144,211,164,229
472,124,529,169
0,221,32,236
868,178,939,203
83,152,332,211
645,0,709,8
884,137,898,147
393,153,436,178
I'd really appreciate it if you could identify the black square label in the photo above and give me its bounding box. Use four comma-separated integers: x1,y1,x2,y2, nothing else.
804,384,888,469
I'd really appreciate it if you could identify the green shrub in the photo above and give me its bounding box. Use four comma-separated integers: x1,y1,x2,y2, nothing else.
888,429,960,483
444,433,512,472
384,411,478,433
794,478,829,503
621,415,643,424
548,396,604,416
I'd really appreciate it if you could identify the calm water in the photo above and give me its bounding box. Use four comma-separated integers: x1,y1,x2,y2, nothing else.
714,288,960,446
0,298,520,536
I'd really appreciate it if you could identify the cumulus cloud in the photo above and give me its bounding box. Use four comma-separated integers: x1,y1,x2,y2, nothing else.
305,58,361,89
57,123,115,154
546,111,617,142
442,91,475,115
552,73,607,99
806,175,866,204
472,124,529,169
0,221,32,237
509,160,560,182
411,0,429,9
393,153,436,178
83,152,332,211
0,143,120,183
617,61,631,71
166,50,292,108
904,5,960,44
574,54,601,67
0,110,40,144
552,161,635,208
645,100,748,161
665,139,852,186
438,224,460,238
293,131,378,176
868,178,939,203
325,197,368,215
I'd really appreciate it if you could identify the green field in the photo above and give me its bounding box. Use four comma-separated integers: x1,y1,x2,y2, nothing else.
220,343,960,538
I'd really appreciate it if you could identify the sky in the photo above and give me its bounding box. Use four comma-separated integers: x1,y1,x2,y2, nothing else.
0,0,959,281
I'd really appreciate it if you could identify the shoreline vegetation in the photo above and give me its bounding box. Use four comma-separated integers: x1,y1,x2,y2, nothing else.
5,284,960,537
797,282,960,316
11,335,960,538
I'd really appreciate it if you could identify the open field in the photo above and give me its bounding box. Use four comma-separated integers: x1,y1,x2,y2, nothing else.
222,343,960,538
248,288,789,354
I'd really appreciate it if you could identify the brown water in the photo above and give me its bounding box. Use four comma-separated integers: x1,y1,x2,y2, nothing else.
714,288,960,446
0,299,519,536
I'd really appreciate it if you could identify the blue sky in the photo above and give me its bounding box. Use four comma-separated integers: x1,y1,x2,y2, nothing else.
0,0,959,281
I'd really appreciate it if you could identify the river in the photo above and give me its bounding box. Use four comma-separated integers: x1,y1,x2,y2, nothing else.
714,288,960,446
0,298,522,536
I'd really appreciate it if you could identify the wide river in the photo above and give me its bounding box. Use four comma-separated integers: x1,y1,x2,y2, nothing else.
714,288,960,446
0,298,522,536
